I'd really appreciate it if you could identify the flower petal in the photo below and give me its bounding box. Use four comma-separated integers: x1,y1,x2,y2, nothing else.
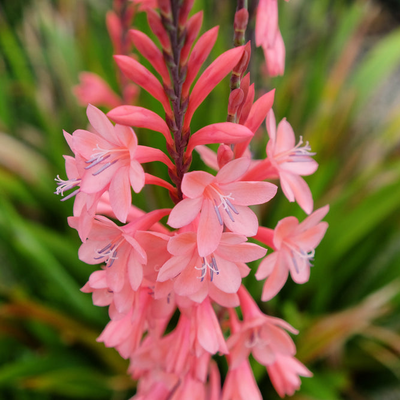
127,251,144,291
108,105,172,145
260,252,289,301
297,205,329,232
157,255,190,282
197,199,223,257
168,197,203,228
212,255,241,294
86,104,116,143
109,167,131,223
223,205,259,237
255,252,278,280
167,232,197,255
280,172,313,214
223,181,277,205
181,171,214,198
216,157,250,184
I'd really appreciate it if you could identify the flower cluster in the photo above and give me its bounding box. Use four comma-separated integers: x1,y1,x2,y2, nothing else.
56,0,328,398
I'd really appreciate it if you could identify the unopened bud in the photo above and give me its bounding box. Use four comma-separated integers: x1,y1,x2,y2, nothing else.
233,9,249,47
227,88,244,117
233,41,251,77
179,0,195,26
157,0,172,18
147,9,171,52
217,144,234,168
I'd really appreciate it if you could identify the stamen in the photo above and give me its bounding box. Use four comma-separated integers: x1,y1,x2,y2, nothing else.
292,254,299,274
213,199,223,225
275,136,316,163
54,175,80,196
226,198,239,215
107,250,118,268
85,154,110,169
195,256,219,281
92,159,118,176
61,188,80,201
225,207,235,222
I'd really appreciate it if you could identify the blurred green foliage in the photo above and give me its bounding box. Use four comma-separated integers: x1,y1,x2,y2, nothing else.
0,0,399,399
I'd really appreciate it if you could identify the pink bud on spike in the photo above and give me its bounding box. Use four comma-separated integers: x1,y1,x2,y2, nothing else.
157,0,171,17
232,41,251,78
107,105,173,145
114,55,172,117
146,9,171,52
106,11,122,54
129,29,171,86
238,83,255,125
184,46,245,130
233,8,249,46
182,26,219,99
180,11,204,65
217,144,234,168
185,122,253,157
179,0,195,26
235,88,275,158
236,72,250,121
227,88,244,118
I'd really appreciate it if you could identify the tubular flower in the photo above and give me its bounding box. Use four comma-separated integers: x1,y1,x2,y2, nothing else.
168,157,277,256
255,205,329,301
65,105,172,223
267,354,313,398
244,109,318,214
255,0,289,76
227,286,298,369
157,231,266,304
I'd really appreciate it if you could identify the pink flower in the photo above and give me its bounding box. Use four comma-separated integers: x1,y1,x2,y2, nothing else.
267,110,318,214
244,109,318,214
73,72,123,108
222,359,262,400
262,29,285,77
157,231,266,303
65,105,172,222
255,0,288,76
168,157,277,256
97,287,174,359
227,286,298,369
267,354,312,398
78,209,170,293
255,205,329,301
55,155,105,241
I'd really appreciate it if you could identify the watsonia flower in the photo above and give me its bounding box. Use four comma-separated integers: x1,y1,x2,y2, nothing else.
168,157,277,256
255,205,329,301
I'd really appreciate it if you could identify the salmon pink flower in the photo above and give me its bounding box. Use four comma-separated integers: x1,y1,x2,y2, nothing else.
78,209,170,293
222,359,262,400
244,109,318,214
168,158,277,256
256,0,289,77
157,231,266,303
73,72,123,108
97,287,175,359
65,105,173,222
266,110,318,214
255,205,329,301
227,286,298,369
55,155,107,241
267,354,312,398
